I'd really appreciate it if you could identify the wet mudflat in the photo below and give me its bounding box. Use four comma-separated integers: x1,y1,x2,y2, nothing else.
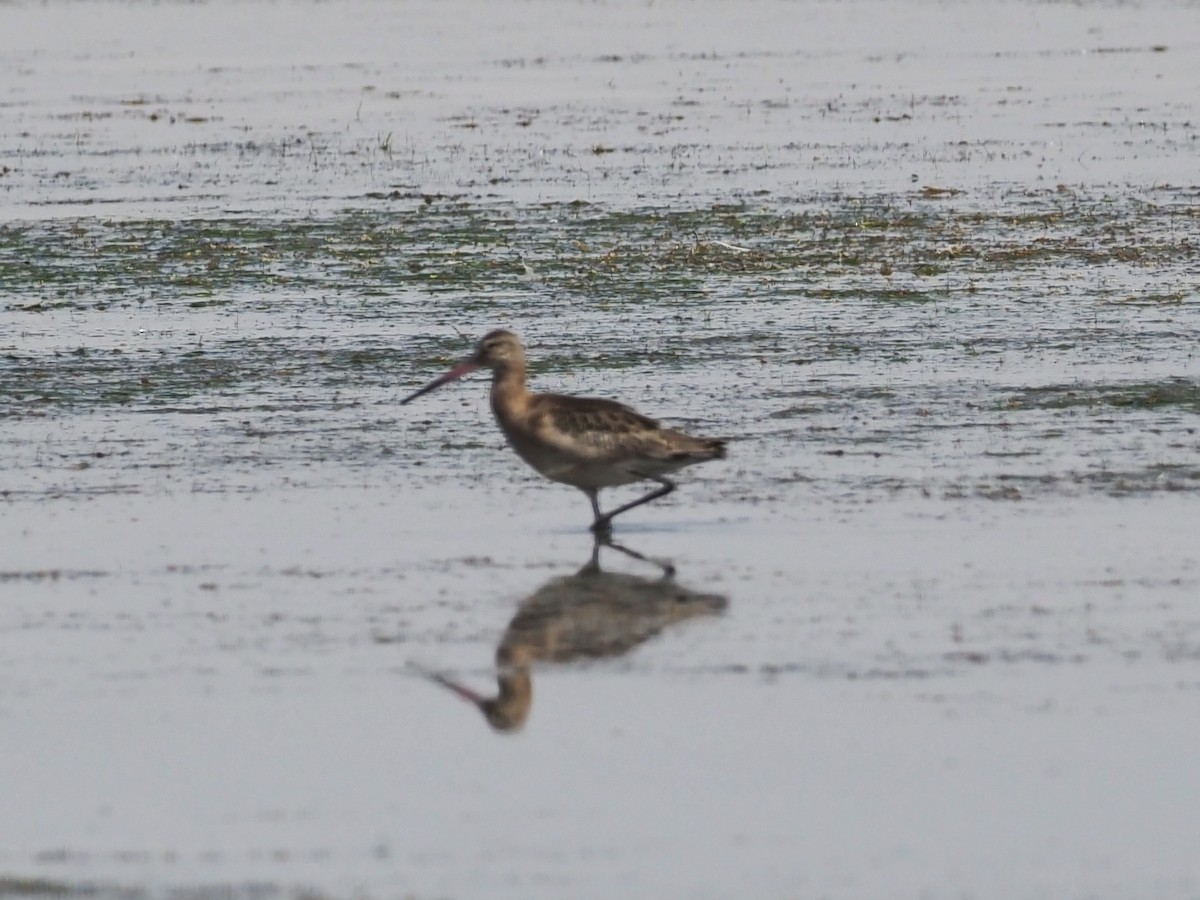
2,1,1199,898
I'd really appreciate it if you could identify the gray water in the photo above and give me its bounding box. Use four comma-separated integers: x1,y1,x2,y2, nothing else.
2,1,1199,898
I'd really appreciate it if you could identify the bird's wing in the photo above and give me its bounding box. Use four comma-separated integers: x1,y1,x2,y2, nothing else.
533,395,670,460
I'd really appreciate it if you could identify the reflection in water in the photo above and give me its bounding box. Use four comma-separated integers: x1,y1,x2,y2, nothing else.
418,538,728,732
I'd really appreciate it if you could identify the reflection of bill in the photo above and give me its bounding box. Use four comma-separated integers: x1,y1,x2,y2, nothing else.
413,539,727,732
399,329,725,536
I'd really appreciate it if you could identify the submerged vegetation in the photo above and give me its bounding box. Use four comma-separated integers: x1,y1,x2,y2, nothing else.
0,186,1195,310
1,186,1196,504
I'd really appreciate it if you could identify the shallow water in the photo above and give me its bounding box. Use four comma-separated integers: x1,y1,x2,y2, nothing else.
2,1,1200,898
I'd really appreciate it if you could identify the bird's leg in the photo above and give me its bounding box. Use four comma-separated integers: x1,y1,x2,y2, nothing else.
585,487,602,522
596,534,676,578
589,475,676,534
584,488,612,538
579,531,603,575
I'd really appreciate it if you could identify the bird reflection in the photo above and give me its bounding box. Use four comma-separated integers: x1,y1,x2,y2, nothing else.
416,538,727,732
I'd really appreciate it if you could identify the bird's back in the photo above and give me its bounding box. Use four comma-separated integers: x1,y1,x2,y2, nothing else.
514,392,721,485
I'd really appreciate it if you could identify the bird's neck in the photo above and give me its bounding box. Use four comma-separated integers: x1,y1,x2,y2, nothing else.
489,361,530,417
482,668,532,732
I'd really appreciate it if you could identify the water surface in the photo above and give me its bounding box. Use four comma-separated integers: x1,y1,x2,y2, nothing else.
2,1,1199,898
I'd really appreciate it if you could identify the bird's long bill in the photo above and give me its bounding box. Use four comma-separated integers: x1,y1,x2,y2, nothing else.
399,359,479,405
427,672,488,708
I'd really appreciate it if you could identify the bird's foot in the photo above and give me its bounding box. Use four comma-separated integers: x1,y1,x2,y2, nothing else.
589,517,613,538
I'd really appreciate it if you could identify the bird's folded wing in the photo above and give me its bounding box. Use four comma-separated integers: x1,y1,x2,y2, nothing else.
539,396,670,460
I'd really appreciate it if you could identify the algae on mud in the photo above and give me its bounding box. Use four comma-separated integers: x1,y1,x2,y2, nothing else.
1,190,1196,309
2,192,1198,506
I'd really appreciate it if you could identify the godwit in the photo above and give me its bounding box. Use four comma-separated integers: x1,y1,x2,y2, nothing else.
414,539,728,731
400,330,725,534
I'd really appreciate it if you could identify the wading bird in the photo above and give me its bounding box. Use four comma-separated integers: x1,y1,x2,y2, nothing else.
400,330,725,534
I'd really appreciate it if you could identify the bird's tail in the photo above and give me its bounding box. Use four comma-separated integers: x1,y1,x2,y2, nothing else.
669,437,726,462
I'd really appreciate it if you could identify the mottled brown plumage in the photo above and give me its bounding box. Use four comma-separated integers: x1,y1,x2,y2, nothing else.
401,329,726,533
